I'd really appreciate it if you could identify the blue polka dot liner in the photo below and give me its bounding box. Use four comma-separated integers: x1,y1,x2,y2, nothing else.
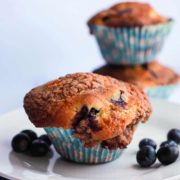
90,20,174,65
145,84,179,99
44,128,123,164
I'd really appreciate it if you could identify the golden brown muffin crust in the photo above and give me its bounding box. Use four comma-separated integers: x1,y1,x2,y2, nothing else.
24,73,120,127
24,73,152,147
93,61,180,89
88,2,167,28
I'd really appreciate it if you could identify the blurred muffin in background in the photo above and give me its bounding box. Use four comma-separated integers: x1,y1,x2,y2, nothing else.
88,2,167,27
94,61,180,99
88,2,174,65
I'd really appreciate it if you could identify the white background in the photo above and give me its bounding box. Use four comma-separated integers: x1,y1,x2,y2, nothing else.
0,0,180,114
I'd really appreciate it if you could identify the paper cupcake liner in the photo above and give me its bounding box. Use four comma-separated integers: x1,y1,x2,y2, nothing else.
145,84,178,99
91,20,174,65
44,128,123,164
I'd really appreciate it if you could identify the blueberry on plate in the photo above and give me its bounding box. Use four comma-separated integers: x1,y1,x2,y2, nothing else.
160,140,178,148
139,138,157,150
30,139,49,157
157,145,179,165
11,133,31,153
136,145,156,167
39,134,52,146
21,129,37,142
167,129,180,144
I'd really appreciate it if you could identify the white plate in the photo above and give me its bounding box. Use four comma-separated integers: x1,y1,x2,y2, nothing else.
0,100,180,180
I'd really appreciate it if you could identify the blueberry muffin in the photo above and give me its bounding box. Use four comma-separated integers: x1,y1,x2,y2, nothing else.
24,73,152,163
88,2,167,28
94,61,180,99
88,2,173,65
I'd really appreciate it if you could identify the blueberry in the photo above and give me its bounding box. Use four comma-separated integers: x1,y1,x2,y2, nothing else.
88,115,102,132
88,108,101,132
157,145,179,165
167,129,180,144
136,145,156,167
39,134,52,146
21,129,37,142
102,16,109,22
11,133,31,153
72,106,89,128
111,90,127,106
139,138,157,150
30,139,49,157
88,108,99,116
160,140,178,148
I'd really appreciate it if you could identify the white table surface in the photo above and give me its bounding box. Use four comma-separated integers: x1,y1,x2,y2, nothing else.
0,0,180,115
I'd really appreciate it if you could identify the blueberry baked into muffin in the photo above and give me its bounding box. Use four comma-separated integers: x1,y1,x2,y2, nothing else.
94,61,180,99
88,2,173,65
24,73,152,163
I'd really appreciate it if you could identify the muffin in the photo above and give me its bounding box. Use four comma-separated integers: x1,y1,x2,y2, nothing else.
94,61,180,99
24,73,152,163
88,2,174,65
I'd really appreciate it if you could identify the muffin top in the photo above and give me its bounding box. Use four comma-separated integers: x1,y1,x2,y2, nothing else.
93,61,180,89
24,73,151,147
88,2,167,28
